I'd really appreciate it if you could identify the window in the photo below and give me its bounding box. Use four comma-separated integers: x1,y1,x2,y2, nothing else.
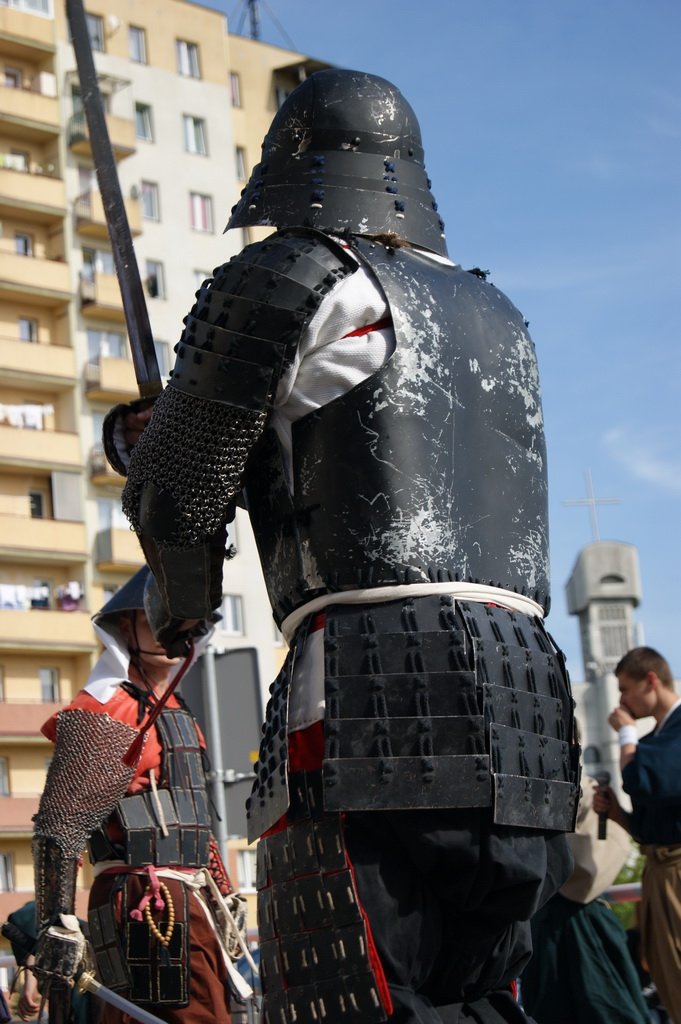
183,114,207,155
97,498,127,530
190,192,213,233
0,759,7,797
19,317,37,343
273,621,284,647
82,247,114,281
176,40,200,78
15,232,33,257
78,165,96,194
135,103,153,142
141,180,160,220
87,328,125,362
0,854,14,893
275,84,292,109
154,340,170,377
237,848,257,890
0,668,4,702
3,67,22,89
39,667,59,703
194,269,211,289
29,491,44,518
86,12,104,52
1,0,49,13
129,25,147,64
230,72,241,107
146,260,165,299
221,594,243,636
235,146,247,181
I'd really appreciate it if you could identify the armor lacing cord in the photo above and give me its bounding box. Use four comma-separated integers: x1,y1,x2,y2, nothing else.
148,769,169,837
130,866,176,948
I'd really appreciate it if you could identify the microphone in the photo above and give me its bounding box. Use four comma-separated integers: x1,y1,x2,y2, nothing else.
594,770,611,840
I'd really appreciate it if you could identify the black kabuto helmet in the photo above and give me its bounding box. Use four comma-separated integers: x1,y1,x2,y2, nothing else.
92,565,149,628
226,68,447,256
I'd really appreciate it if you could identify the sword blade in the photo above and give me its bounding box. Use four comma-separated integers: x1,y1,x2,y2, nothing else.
66,0,161,399
77,972,168,1024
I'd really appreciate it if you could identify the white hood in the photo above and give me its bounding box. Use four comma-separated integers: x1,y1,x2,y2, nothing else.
84,619,214,704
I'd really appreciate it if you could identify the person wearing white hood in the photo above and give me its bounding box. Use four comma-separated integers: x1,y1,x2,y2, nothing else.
30,566,248,1024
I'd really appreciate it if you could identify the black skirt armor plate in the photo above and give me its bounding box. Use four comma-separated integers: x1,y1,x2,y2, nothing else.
247,596,579,839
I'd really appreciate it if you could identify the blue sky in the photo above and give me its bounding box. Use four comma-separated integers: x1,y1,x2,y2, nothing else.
210,0,681,681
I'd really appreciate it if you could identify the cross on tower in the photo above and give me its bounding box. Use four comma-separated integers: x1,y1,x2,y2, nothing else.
561,470,622,542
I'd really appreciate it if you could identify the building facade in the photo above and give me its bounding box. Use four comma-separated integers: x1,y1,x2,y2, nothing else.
0,0,328,972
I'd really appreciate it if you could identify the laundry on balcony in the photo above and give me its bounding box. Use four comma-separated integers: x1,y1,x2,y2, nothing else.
0,584,53,610
56,581,83,611
0,403,55,430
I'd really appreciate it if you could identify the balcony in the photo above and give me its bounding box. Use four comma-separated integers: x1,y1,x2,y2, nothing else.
0,514,88,562
0,425,81,471
0,608,95,652
0,336,76,389
74,189,141,239
89,447,124,487
0,252,70,308
68,111,136,162
0,795,40,837
0,7,56,60
0,162,65,223
0,699,62,738
79,272,125,322
0,80,59,141
85,356,137,402
95,526,143,572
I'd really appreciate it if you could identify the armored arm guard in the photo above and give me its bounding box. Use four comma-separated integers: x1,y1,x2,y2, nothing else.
33,709,137,982
122,229,357,638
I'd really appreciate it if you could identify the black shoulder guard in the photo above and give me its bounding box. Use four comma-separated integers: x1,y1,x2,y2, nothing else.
168,228,358,408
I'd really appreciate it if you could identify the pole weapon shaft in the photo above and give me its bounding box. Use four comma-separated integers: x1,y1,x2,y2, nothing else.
65,0,161,399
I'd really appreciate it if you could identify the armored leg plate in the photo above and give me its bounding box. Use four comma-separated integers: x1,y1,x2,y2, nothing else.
256,787,388,1024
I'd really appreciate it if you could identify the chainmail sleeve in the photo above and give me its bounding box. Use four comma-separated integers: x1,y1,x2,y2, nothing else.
33,709,137,930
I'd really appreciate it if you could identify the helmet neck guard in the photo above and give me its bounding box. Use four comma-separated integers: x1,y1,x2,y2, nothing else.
226,68,447,256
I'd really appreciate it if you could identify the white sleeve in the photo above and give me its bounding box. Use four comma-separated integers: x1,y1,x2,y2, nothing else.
274,256,394,422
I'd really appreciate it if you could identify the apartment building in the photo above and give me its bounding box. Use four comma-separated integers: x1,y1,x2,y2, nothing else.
0,0,328,965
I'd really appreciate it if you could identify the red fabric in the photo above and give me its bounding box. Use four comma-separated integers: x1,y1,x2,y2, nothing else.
341,316,392,338
288,722,325,773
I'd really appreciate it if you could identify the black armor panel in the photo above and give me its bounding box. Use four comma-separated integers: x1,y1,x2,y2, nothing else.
88,707,211,868
227,69,446,257
248,598,579,835
245,237,550,624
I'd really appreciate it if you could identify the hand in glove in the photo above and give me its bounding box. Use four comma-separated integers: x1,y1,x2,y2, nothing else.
33,914,86,989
